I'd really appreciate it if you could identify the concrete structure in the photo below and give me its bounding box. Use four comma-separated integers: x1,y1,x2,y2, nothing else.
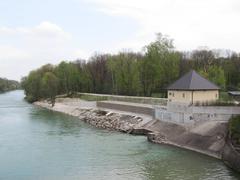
96,100,240,125
167,70,220,104
155,103,240,125
97,101,155,116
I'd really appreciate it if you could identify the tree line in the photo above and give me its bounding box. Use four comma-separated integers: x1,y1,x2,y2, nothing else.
0,78,20,93
21,33,240,106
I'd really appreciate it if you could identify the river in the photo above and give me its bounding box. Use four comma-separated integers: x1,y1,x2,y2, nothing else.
0,90,239,180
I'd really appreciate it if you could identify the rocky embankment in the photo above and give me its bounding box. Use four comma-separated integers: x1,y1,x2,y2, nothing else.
78,109,143,132
34,100,145,133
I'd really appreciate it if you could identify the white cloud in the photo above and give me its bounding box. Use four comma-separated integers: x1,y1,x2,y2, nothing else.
0,21,71,40
2,1,240,80
0,22,76,80
89,0,240,52
31,21,71,39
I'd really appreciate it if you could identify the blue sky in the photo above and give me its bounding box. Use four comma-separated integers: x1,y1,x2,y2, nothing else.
1,0,240,80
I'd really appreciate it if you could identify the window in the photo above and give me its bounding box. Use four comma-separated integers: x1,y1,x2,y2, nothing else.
169,92,172,96
182,93,185,98
172,93,175,97
216,94,218,98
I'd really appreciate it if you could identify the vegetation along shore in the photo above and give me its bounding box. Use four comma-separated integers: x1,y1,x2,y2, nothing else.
21,34,239,106
0,78,20,93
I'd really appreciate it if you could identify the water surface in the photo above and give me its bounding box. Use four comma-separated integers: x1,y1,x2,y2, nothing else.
0,90,239,180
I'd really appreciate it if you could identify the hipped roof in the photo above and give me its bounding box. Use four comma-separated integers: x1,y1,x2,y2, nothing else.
167,70,220,90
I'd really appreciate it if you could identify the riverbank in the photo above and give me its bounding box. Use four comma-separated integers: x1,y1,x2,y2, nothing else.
3,90,239,179
34,97,240,173
35,98,228,157
34,99,149,133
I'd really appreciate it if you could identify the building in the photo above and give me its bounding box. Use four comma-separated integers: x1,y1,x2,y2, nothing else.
167,70,220,104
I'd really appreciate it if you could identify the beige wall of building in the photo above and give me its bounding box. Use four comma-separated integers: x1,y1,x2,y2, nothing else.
168,91,192,103
168,90,219,104
192,90,219,103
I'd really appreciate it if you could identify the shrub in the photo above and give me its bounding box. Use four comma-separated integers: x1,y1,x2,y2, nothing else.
229,115,240,145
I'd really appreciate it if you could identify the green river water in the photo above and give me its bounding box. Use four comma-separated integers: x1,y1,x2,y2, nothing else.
0,90,239,180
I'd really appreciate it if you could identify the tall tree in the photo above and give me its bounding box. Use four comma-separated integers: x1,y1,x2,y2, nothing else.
199,66,226,90
141,33,180,96
108,52,141,95
55,61,81,95
41,72,59,107
192,49,215,72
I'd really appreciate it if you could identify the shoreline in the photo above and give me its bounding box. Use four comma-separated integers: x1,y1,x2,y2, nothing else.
34,98,240,172
34,99,224,158
34,100,149,133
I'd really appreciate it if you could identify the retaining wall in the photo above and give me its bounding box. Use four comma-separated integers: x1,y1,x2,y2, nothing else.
155,103,240,124
97,101,155,116
97,100,240,125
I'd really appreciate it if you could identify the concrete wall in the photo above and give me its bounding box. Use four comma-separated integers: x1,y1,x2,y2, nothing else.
155,103,240,124
96,100,240,125
168,90,219,104
97,101,155,116
192,106,240,122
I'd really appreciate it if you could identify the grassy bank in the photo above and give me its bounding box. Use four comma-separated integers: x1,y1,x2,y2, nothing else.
229,116,240,147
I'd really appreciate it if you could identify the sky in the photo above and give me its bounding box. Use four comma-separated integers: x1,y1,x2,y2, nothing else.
0,0,240,80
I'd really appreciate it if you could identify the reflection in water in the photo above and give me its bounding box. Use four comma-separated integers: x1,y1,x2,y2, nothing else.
0,90,239,180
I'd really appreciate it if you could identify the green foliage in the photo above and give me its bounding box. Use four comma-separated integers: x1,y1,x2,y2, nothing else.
195,100,239,107
229,116,240,145
41,72,59,106
108,52,141,95
72,94,108,101
141,33,180,96
55,61,81,95
21,33,240,103
219,92,233,101
0,78,20,92
21,64,55,102
199,66,226,89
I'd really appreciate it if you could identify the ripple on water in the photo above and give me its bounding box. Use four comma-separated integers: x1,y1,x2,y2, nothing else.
0,90,239,180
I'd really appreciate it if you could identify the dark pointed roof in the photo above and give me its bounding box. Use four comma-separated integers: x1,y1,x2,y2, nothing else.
168,70,220,90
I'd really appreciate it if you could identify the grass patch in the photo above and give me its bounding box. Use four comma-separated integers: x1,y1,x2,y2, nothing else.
151,92,167,98
194,91,239,106
195,100,240,106
70,93,108,101
66,92,167,105
219,91,233,101
229,115,240,146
